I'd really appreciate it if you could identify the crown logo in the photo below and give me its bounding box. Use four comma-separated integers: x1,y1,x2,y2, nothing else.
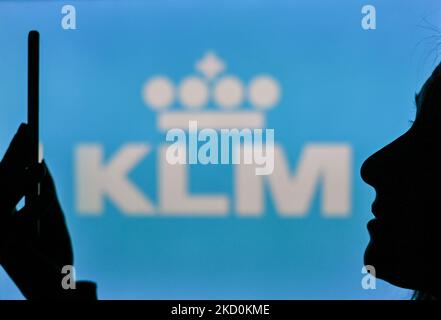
141,51,281,131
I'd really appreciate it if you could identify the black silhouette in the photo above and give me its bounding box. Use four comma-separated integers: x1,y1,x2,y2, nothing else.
0,124,96,299
361,62,441,300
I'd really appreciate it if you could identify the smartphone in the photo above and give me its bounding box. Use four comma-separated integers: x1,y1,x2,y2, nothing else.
25,30,40,208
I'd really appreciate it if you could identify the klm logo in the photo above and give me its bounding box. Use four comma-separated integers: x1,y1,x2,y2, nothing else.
75,52,351,217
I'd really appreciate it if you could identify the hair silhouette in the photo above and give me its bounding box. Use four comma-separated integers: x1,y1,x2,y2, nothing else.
361,62,441,300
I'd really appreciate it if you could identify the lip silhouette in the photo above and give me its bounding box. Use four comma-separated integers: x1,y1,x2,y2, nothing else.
366,200,397,237
366,218,388,236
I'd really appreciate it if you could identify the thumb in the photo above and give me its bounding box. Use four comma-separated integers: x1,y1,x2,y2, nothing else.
0,163,46,217
12,162,47,208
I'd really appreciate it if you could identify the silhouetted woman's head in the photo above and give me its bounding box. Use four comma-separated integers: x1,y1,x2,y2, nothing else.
361,62,441,299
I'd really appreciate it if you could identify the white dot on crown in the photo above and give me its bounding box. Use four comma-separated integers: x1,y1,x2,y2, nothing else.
248,76,280,109
179,76,208,109
213,76,244,109
142,76,174,110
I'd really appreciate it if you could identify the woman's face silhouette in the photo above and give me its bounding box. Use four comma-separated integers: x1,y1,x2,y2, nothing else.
361,63,441,295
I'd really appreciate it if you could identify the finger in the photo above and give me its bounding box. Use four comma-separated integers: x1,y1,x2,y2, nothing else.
23,162,46,190
40,161,55,190
0,123,30,169
0,124,32,212
2,163,46,219
37,161,58,201
11,162,46,206
37,162,67,224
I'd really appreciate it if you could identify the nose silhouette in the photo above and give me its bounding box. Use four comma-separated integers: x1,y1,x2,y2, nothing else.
361,129,412,189
360,127,421,222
